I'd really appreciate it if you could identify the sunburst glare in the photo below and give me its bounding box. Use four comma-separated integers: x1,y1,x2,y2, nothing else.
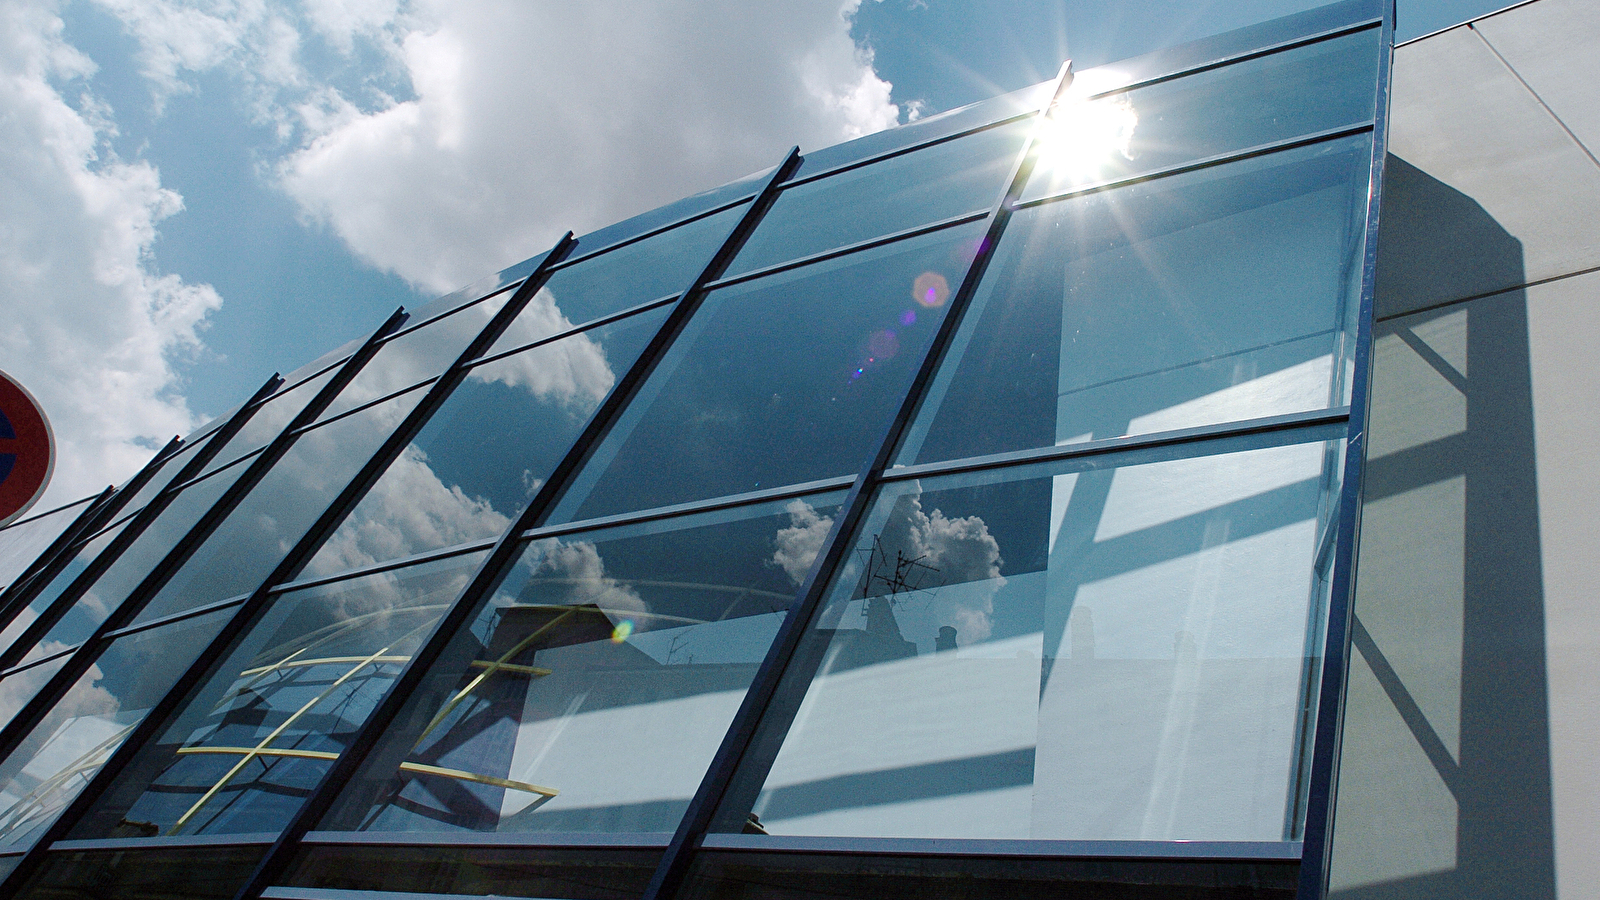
1035,90,1138,184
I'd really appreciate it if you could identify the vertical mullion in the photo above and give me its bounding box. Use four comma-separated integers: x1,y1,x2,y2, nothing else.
0,309,404,830
1297,4,1394,899
230,149,800,900
640,63,1075,900
0,375,283,676
0,240,579,895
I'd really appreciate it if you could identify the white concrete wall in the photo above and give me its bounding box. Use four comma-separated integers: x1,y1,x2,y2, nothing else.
1329,2,1600,898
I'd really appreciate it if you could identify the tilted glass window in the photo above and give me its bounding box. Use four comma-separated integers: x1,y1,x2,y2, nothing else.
199,366,338,480
551,221,987,523
727,119,1031,277
902,134,1371,467
317,491,845,837
714,436,1340,842
0,607,236,853
67,553,486,841
1022,26,1380,202
0,501,91,595
303,307,672,580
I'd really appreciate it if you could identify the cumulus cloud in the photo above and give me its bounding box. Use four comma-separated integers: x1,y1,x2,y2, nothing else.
772,499,834,587
518,537,645,618
0,0,220,507
869,489,1006,645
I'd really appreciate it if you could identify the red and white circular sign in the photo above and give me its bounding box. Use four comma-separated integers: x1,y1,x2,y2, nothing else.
0,370,54,526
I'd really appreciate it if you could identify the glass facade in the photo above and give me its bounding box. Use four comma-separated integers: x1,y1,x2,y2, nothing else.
0,2,1389,898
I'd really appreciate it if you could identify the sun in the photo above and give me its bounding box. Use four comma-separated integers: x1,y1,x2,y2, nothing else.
1034,89,1138,185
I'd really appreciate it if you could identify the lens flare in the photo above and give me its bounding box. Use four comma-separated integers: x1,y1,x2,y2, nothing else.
899,309,917,326
868,329,900,359
1036,92,1137,183
611,620,634,643
912,272,950,308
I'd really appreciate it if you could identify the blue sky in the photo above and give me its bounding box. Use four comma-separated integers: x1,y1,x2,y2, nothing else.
1,0,1507,506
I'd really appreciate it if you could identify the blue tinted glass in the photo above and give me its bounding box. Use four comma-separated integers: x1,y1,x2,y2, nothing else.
130,386,432,627
1023,29,1379,201
480,205,746,360
0,607,235,853
67,553,486,840
723,437,1338,841
572,170,771,258
0,518,131,656
201,367,339,479
0,501,87,593
552,221,987,523
304,307,673,579
318,491,845,836
903,136,1370,466
796,82,1052,178
727,120,1029,278
317,292,522,422
31,461,253,650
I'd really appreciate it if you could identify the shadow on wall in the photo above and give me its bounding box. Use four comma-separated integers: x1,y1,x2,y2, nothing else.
1328,156,1555,899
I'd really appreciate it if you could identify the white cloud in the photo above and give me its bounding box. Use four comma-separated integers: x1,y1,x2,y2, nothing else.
773,499,834,586
277,0,901,292
0,0,220,507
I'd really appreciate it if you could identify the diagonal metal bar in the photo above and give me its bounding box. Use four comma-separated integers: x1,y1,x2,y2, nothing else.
0,485,118,629
638,60,1078,900
230,146,802,900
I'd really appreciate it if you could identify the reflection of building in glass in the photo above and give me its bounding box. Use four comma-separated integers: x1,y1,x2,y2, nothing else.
0,0,1594,898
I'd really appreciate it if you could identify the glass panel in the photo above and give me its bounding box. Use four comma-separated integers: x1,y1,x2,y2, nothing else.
108,429,216,519
0,607,234,853
479,204,747,360
552,222,986,523
407,264,534,327
796,81,1052,178
281,843,660,899
68,554,485,840
719,438,1337,842
728,120,1029,277
200,367,339,479
0,654,71,727
0,500,88,593
318,491,846,837
317,288,522,423
573,169,770,257
1023,29,1378,201
12,845,268,900
304,308,672,579
130,387,431,627
681,850,1300,900
29,462,253,651
902,136,1369,467
0,519,132,657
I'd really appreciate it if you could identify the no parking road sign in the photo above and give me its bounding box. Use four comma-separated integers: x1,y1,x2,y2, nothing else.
0,370,54,526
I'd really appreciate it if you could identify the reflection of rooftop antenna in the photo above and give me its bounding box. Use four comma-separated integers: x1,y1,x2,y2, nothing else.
861,535,941,611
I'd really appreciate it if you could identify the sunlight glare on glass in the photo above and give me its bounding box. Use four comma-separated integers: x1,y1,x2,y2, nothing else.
1036,89,1138,184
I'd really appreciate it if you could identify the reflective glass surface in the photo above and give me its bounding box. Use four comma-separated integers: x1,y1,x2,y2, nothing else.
0,519,130,658
200,367,339,479
796,81,1051,178
316,288,522,422
480,204,746,360
902,136,1369,467
1022,29,1378,202
0,501,88,593
552,222,987,522
15,845,268,900
304,307,672,579
131,386,431,627
0,655,70,732
319,492,845,836
30,462,252,651
0,607,234,852
281,843,661,899
719,438,1336,841
573,170,769,258
68,554,485,840
728,120,1030,277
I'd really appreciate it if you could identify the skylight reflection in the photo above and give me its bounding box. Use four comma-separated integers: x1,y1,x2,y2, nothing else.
1034,89,1138,186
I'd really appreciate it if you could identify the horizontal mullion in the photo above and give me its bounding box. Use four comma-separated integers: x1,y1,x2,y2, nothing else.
0,644,76,680
99,593,247,641
884,407,1352,484
266,538,497,597
384,281,522,340
1015,121,1375,212
1084,17,1381,102
787,111,1039,188
294,380,437,435
699,833,1304,860
705,208,990,291
470,292,680,368
49,834,281,852
299,830,674,848
548,195,759,273
165,445,267,495
517,475,858,544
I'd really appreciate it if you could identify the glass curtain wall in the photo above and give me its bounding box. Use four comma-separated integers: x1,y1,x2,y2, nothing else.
0,2,1387,898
